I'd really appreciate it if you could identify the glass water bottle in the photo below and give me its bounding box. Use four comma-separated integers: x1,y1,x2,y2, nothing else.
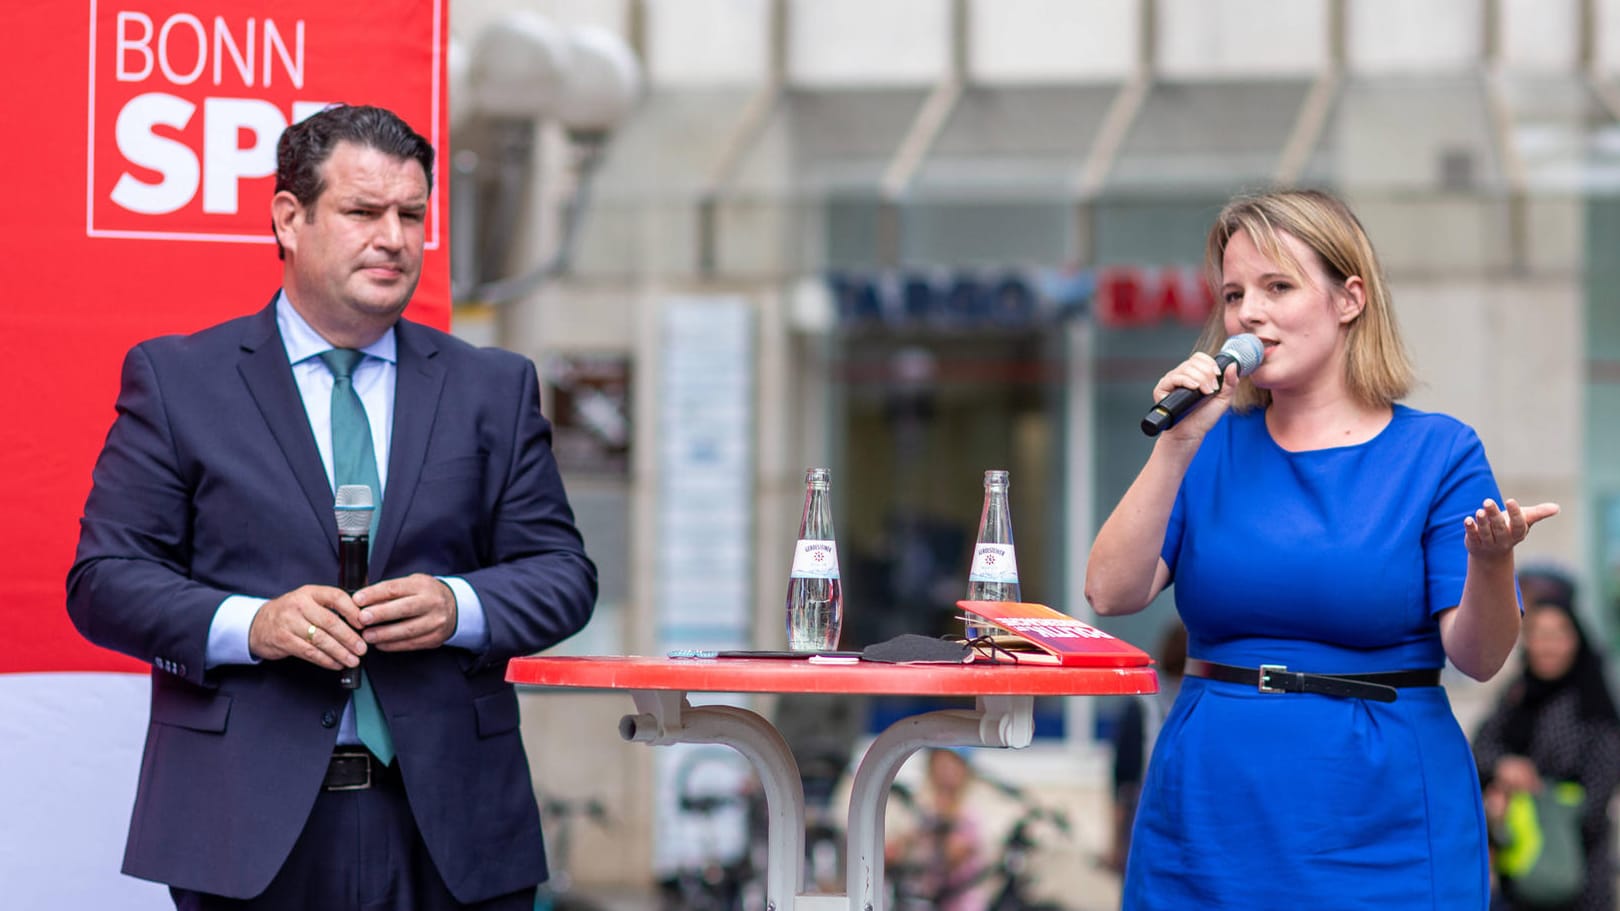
786,468,842,651
965,469,1020,640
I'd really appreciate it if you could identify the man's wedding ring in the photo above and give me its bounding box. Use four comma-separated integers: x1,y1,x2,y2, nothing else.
306,623,318,643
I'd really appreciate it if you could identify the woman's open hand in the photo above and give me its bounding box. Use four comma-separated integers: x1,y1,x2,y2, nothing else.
1464,498,1560,559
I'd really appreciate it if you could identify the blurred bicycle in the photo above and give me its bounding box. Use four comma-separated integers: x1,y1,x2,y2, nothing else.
656,748,763,911
982,783,1071,911
535,794,611,911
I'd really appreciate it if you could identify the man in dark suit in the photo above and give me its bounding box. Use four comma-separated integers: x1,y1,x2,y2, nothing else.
67,104,597,910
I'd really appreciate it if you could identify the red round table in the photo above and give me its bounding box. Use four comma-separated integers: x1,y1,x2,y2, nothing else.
506,654,1155,695
508,655,1156,910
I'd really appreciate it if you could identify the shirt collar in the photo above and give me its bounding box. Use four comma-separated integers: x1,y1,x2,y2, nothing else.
275,291,397,366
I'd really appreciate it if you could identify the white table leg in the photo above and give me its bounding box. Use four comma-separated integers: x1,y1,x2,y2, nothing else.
620,691,807,909
844,695,1034,911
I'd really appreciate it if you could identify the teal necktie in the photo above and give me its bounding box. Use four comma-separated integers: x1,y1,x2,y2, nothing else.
319,348,395,765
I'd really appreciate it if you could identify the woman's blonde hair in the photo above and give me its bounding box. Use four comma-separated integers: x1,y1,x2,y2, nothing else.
1198,188,1413,411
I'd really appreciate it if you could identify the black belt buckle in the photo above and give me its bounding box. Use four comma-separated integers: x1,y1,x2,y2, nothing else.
324,750,373,791
1257,663,1289,694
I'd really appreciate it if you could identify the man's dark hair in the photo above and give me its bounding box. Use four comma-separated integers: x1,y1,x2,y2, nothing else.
272,104,435,258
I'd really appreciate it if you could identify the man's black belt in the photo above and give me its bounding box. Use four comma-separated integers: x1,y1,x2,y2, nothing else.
1185,659,1442,704
322,749,399,791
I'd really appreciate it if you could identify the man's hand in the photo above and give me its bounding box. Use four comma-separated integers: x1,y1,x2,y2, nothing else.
354,573,459,652
248,584,367,670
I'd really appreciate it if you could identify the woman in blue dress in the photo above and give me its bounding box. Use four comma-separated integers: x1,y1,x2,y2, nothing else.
1084,188,1560,910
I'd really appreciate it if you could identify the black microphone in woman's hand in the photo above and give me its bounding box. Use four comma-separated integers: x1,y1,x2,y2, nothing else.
1140,334,1265,437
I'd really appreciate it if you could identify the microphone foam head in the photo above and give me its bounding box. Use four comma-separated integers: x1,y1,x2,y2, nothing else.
335,484,374,535
1221,333,1265,377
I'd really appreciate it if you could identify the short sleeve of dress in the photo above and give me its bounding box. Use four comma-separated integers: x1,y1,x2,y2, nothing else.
1161,482,1188,582
1160,415,1231,584
1423,422,1505,617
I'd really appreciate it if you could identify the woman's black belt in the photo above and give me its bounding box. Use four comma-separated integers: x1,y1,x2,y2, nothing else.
1185,659,1442,703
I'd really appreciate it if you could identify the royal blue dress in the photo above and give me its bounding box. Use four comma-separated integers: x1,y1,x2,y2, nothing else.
1123,405,1498,910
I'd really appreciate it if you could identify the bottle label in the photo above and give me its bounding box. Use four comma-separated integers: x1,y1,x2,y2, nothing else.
969,544,1019,584
790,539,840,579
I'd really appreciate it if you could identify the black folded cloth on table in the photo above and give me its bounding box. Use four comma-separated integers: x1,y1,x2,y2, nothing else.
860,634,971,664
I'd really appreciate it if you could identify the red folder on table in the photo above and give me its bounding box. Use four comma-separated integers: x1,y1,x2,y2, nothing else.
957,601,1153,667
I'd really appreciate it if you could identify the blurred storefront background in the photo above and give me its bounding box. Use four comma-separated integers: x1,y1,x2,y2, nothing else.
449,0,1620,893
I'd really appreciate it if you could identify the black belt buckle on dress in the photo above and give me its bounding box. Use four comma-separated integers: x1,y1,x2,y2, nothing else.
323,749,373,791
1250,664,1398,702
1188,659,1421,703
1257,663,1289,694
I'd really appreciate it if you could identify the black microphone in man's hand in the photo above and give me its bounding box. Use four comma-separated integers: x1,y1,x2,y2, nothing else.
334,484,373,690
1141,334,1265,437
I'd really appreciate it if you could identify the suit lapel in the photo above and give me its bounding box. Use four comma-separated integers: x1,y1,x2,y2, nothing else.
236,302,340,552
374,320,445,574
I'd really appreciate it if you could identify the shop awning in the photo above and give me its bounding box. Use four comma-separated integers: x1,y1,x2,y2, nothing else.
1108,79,1314,194
570,70,1620,279
910,84,1118,201
573,87,759,276
1496,73,1620,193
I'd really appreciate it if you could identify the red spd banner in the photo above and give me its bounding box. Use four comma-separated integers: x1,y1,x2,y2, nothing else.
0,1,451,673
88,1,444,246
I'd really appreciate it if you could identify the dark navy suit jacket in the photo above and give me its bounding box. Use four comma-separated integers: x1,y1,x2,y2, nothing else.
67,301,598,901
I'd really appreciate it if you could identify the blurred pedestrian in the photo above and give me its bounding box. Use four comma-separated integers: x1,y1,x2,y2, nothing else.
1474,569,1620,911
885,748,993,911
